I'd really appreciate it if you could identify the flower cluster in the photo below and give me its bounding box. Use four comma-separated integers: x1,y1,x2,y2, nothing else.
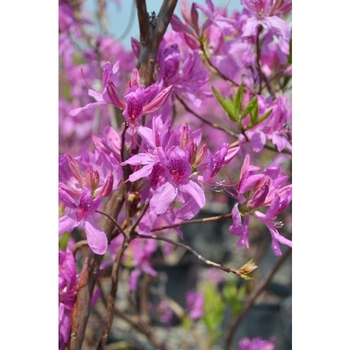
228,154,292,256
59,0,292,347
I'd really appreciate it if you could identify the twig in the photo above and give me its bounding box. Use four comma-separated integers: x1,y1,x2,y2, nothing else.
224,247,292,350
135,233,243,277
255,26,274,96
140,273,152,322
255,26,264,94
176,95,240,139
69,189,125,350
71,240,89,258
151,213,232,232
96,236,129,349
114,307,170,350
96,210,126,238
199,39,241,89
69,250,104,350
96,280,170,350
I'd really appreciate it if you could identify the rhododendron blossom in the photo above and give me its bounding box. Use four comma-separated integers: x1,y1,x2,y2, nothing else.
70,61,173,128
150,146,205,217
228,154,292,255
59,153,116,254
58,0,292,347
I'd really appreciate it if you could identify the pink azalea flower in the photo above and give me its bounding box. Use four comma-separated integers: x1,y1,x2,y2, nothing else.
200,144,240,185
236,154,264,203
149,146,205,218
59,186,108,255
59,153,116,199
59,153,116,255
241,96,292,153
186,291,204,320
239,336,276,350
157,37,211,107
92,126,122,162
254,189,292,256
228,155,292,255
126,238,158,291
70,61,173,128
241,0,291,57
158,300,174,326
121,115,171,182
229,203,250,249
194,0,236,34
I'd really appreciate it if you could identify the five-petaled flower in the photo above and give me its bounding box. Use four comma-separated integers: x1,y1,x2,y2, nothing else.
70,61,173,128
59,154,114,255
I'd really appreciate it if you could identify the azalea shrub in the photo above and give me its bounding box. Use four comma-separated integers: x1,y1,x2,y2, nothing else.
59,0,292,349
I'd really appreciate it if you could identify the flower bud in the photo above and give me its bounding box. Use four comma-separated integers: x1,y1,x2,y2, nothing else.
67,155,85,185
99,173,114,198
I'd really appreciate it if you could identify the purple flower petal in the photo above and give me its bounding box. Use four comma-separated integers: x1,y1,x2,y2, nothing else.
59,215,78,235
69,101,106,117
150,182,177,215
84,219,108,255
180,180,205,209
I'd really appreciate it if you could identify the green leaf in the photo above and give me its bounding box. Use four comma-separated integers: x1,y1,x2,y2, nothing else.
212,86,228,110
59,232,70,250
212,86,238,122
202,282,224,332
250,100,258,126
233,84,244,120
240,96,258,121
257,108,273,124
222,281,245,317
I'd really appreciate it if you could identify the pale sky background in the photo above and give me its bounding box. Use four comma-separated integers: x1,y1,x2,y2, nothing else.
85,0,243,48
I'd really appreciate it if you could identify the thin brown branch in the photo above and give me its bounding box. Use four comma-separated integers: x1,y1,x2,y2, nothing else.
96,210,126,238
140,273,152,322
255,26,274,96
96,237,129,349
114,307,170,350
68,189,125,350
264,142,292,155
224,247,292,350
135,233,243,277
71,240,89,258
135,0,149,44
176,95,240,139
151,213,232,232
96,280,170,350
199,39,240,88
130,201,150,238
256,26,264,94
69,251,104,350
